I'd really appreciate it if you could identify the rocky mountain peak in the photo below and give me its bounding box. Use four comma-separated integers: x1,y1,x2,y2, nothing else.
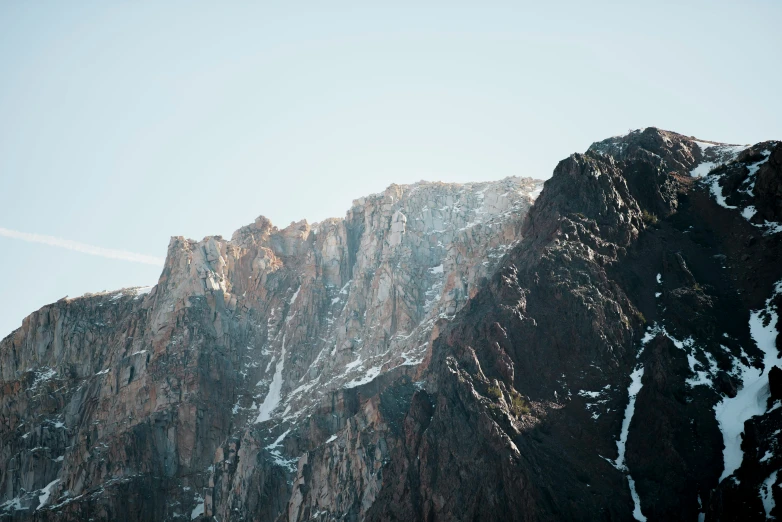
2,129,781,521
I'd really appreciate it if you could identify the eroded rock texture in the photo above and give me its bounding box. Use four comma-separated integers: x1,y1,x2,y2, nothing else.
0,177,542,521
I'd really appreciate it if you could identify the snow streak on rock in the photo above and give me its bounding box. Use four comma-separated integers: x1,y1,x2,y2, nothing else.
715,279,782,482
691,143,782,236
613,329,649,522
690,142,746,179
627,476,647,522
36,479,60,511
615,366,645,472
761,470,778,519
256,332,288,424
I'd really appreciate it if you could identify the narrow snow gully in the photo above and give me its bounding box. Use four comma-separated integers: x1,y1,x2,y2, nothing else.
256,331,288,424
714,279,782,482
614,365,647,522
611,332,654,522
761,470,778,519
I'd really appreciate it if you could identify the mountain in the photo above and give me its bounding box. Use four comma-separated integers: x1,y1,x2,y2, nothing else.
1,127,781,521
0,177,541,520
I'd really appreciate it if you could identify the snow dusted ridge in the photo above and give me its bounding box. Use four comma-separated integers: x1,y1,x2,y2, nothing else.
68,285,155,302
689,140,749,210
715,279,782,483
691,141,782,235
690,141,748,179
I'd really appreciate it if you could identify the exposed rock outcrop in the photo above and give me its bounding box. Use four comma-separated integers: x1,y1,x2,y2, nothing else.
0,177,542,521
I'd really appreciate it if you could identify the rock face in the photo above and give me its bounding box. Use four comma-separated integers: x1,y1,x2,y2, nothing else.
357,129,782,522
2,127,782,522
0,177,542,520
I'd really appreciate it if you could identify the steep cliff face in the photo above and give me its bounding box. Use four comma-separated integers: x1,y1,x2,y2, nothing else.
0,177,542,521
359,128,782,521
2,127,781,522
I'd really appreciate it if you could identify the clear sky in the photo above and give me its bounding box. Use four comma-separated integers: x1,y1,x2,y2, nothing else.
1,1,780,339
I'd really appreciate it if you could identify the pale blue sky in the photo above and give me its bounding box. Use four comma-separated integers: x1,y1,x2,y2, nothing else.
1,1,780,338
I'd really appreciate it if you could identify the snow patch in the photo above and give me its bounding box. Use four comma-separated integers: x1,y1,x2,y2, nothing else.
691,160,719,178
761,471,777,519
289,379,319,398
289,286,301,305
256,333,287,423
266,429,290,450
344,366,382,388
694,147,777,224
685,351,718,388
529,183,544,201
615,366,645,471
265,430,299,472
190,496,204,520
1,496,24,512
627,476,647,522
37,479,60,510
708,177,736,209
32,368,56,389
344,357,364,371
690,143,746,178
694,140,724,152
715,279,782,482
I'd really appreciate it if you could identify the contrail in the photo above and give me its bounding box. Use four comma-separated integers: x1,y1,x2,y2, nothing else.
0,227,165,266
